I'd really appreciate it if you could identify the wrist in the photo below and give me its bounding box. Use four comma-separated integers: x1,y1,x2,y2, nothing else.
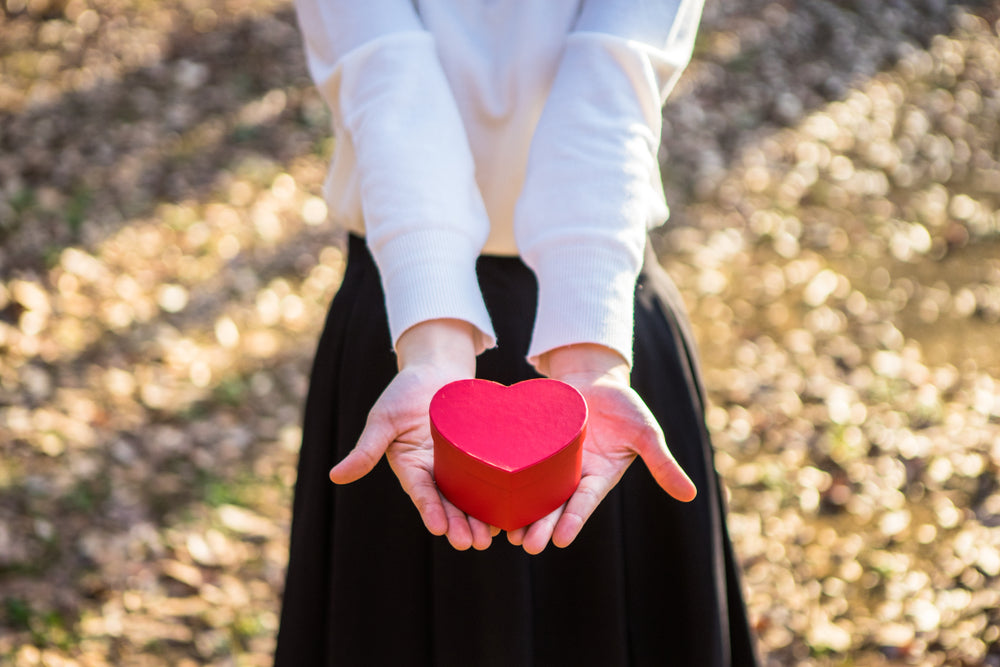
537,343,630,383
395,318,478,374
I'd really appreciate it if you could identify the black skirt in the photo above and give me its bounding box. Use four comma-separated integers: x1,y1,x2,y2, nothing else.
275,234,759,666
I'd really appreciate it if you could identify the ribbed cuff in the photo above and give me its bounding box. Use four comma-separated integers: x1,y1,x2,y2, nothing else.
370,228,496,356
525,239,642,368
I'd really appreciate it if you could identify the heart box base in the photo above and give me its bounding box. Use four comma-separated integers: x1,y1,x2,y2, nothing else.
430,378,587,532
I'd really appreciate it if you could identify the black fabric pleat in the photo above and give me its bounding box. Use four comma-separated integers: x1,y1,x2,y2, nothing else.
274,234,760,666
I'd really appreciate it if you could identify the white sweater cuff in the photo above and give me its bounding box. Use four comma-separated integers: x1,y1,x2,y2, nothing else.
371,228,496,355
525,239,641,368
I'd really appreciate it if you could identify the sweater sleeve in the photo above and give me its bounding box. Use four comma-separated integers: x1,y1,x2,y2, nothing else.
294,0,496,354
515,0,704,368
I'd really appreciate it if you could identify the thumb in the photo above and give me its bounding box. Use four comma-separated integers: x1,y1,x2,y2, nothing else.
637,431,697,502
329,413,394,484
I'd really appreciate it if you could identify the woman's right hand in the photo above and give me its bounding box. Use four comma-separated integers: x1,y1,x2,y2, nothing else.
327,319,499,551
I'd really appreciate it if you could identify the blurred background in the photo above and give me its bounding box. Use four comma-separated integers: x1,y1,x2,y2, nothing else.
1,0,999,664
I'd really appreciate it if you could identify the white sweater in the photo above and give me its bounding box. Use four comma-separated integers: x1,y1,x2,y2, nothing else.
294,0,704,366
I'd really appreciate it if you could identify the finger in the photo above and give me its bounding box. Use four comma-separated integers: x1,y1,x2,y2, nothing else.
388,455,449,536
329,414,394,484
468,516,494,551
441,496,474,551
520,504,565,555
551,473,615,549
489,525,501,538
404,476,450,537
635,431,697,502
506,526,526,546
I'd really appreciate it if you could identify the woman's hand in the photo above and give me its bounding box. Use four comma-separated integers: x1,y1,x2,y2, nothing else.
507,344,697,554
328,319,499,551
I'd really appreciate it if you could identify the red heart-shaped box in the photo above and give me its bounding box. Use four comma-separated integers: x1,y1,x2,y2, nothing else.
430,378,587,531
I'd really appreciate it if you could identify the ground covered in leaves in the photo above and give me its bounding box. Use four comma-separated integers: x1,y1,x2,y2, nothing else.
1,0,999,665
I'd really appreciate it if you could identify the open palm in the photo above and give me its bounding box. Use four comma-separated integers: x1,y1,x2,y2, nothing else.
508,372,697,554
329,362,498,551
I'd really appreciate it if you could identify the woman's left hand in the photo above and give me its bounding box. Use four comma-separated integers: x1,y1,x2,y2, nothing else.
506,344,697,554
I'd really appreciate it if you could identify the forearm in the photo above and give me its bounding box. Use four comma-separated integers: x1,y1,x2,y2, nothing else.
515,0,705,368
294,0,497,355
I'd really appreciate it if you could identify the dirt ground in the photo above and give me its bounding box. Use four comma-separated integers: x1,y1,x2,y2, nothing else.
1,0,999,665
